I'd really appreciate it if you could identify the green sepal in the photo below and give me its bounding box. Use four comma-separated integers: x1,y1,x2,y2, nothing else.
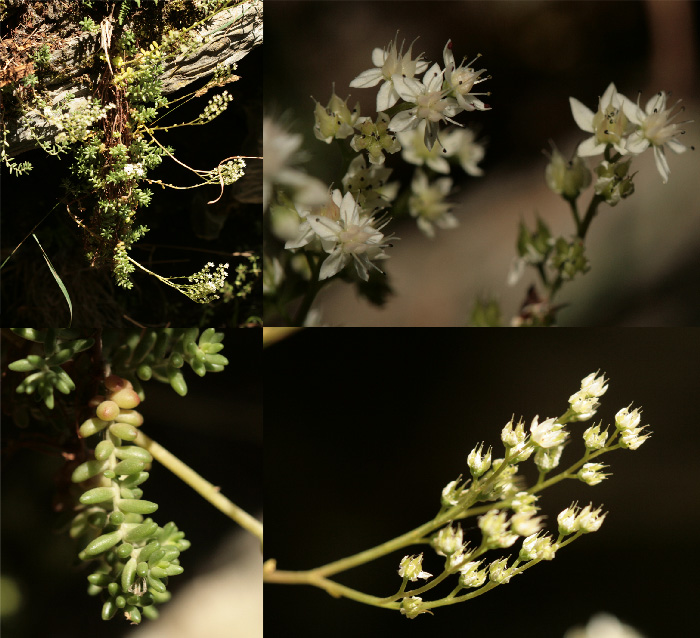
72,459,108,483
84,530,122,556
114,445,152,463
121,557,137,591
80,487,115,505
109,422,138,441
124,519,158,542
114,458,146,475
101,600,117,621
119,499,158,515
95,440,115,461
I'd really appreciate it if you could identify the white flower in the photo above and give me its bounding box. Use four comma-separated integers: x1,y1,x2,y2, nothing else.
349,35,429,112
447,127,485,176
408,169,456,238
614,406,641,431
529,415,568,449
123,163,145,177
442,40,491,111
262,117,327,210
350,113,401,166
569,83,631,156
622,90,692,183
578,462,609,486
458,561,487,588
564,613,647,638
390,63,462,148
579,371,609,398
288,189,393,281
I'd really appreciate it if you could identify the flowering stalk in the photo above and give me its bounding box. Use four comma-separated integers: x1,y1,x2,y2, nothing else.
499,83,694,326
264,372,649,617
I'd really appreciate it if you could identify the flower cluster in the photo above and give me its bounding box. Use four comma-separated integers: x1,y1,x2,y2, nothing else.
183,261,230,303
197,91,233,124
569,83,693,184
392,372,649,618
265,35,490,324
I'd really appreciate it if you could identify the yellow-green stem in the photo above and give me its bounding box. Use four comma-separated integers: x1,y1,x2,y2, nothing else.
134,430,262,544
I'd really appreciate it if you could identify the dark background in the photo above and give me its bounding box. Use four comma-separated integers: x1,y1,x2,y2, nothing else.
1,330,262,637
265,328,700,637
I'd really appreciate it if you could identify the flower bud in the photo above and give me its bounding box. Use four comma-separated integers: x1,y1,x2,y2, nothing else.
582,423,609,450
489,557,515,584
458,561,487,588
557,504,578,536
551,238,589,282
432,525,464,557
594,159,634,206
467,443,492,478
545,147,591,200
578,462,609,486
576,504,606,533
398,553,432,582
534,444,564,472
400,596,429,619
615,406,641,431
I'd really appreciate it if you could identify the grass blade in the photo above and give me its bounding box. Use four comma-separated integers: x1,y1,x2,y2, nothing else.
32,234,72,327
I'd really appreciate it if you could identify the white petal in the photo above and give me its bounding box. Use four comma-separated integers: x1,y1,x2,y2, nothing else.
423,63,443,91
371,47,386,68
624,132,649,154
443,41,455,70
621,96,643,125
601,82,617,107
349,68,384,89
307,215,340,241
435,177,453,196
376,81,398,112
426,156,451,174
666,139,687,154
570,97,595,133
392,74,422,102
416,216,435,238
576,136,605,156
353,255,371,281
436,213,459,229
340,191,360,224
645,91,666,115
388,110,417,132
653,146,670,183
319,249,348,280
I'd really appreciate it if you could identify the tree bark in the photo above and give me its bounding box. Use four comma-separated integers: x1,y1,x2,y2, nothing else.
4,0,262,156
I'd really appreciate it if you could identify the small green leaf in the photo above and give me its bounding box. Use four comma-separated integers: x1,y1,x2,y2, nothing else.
121,557,137,592
80,487,115,505
118,499,158,515
114,458,146,475
114,445,152,463
71,459,108,483
84,531,122,556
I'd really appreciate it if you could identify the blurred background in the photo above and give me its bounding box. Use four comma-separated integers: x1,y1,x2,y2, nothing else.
264,0,700,325
265,328,700,637
1,331,262,638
